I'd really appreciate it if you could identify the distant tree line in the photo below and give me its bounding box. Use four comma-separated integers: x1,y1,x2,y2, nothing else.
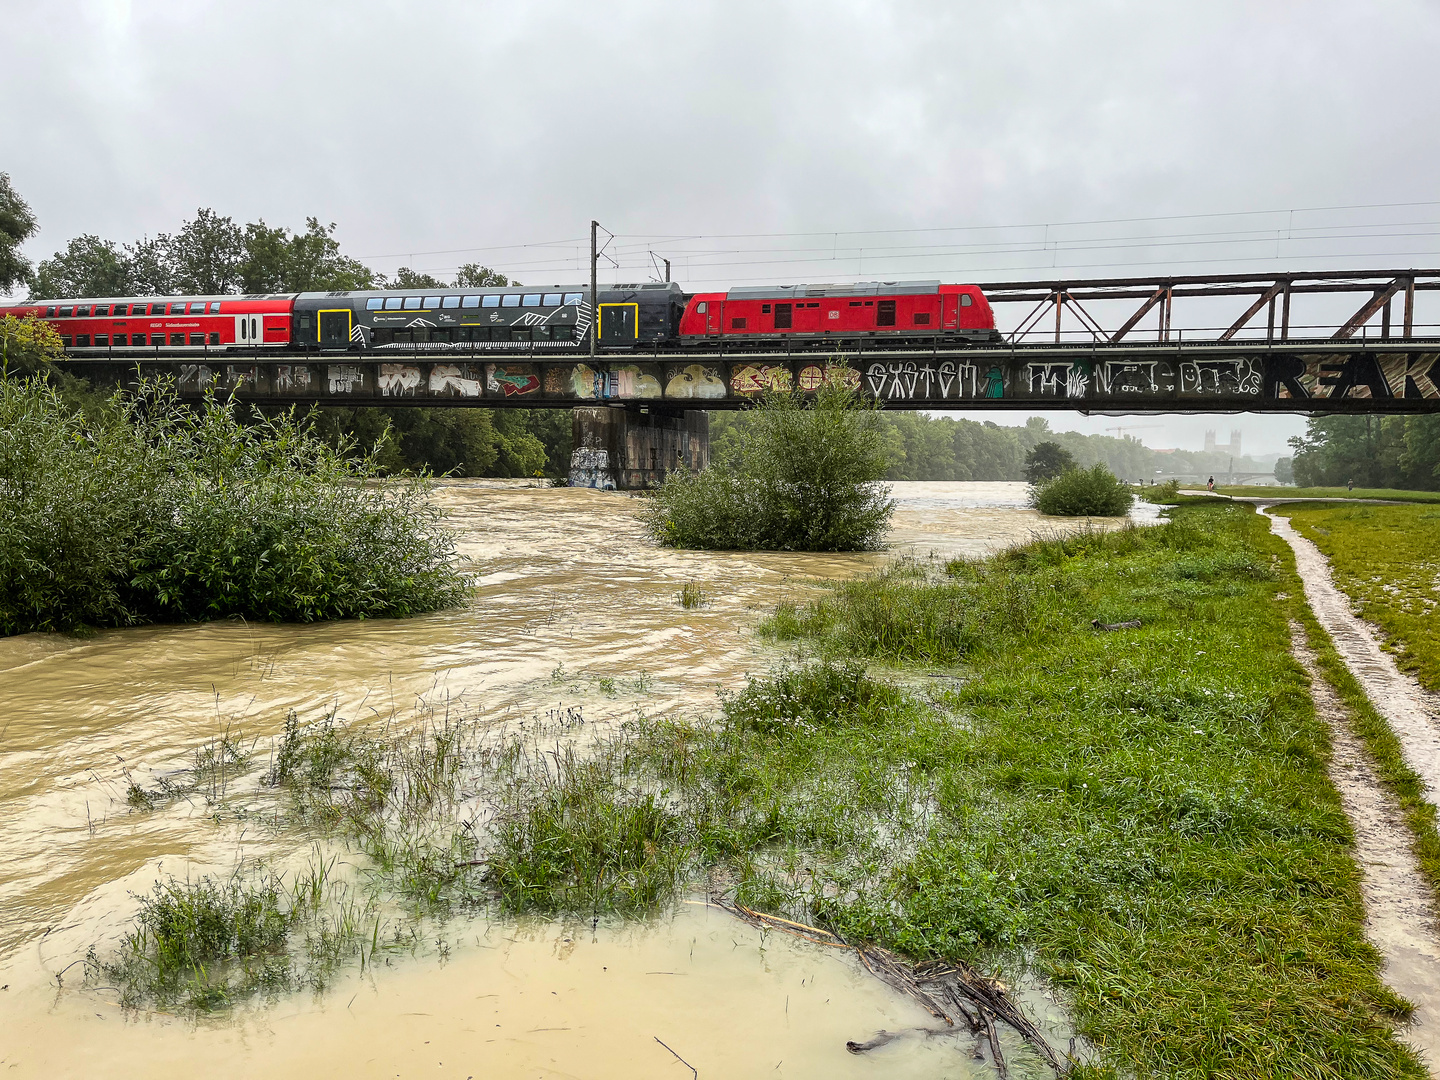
0,181,565,478
1287,415,1440,490
714,411,1275,484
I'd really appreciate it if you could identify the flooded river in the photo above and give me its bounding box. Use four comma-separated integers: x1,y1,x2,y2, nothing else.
0,482,1145,1077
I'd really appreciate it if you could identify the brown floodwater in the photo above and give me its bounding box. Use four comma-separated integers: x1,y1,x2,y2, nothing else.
0,481,1144,1077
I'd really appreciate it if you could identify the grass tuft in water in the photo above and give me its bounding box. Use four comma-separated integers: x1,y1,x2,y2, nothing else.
678,580,707,608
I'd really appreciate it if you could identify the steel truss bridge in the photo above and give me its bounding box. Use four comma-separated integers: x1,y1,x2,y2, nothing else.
54,269,1440,414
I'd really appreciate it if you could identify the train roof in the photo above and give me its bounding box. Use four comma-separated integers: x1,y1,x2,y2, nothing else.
725,280,943,300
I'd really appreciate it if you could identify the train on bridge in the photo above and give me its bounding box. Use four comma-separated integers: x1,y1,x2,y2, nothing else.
0,280,1001,355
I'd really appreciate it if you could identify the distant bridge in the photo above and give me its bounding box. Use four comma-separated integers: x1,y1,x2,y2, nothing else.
52,269,1440,415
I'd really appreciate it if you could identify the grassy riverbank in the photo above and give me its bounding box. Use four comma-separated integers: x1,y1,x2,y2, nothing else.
96,501,1431,1076
1218,484,1440,503
1275,502,1440,691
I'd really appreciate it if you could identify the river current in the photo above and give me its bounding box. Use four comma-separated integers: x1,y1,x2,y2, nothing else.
0,481,1154,1077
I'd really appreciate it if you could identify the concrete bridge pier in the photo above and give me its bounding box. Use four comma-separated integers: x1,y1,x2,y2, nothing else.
569,406,710,490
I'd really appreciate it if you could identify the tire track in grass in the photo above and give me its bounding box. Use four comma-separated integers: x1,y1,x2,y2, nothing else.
1291,622,1440,1071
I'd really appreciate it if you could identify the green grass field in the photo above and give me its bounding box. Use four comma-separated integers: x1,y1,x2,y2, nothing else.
1274,502,1440,691
1217,485,1440,503
698,503,1425,1077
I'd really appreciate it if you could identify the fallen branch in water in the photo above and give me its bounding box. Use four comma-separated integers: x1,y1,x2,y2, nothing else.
706,897,1068,1075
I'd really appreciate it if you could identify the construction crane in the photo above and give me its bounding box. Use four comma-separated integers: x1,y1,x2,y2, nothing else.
1103,423,1165,437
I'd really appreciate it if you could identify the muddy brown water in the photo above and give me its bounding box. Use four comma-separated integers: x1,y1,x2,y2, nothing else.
0,481,1127,1078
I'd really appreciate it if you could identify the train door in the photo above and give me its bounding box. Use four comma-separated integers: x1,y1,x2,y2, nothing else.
793,301,821,333
319,309,352,347
600,303,638,344
943,293,959,329
234,314,261,345
705,300,721,335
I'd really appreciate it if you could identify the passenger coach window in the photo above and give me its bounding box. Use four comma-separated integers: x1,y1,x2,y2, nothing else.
442,296,461,308
131,333,145,346
209,302,222,313
95,334,109,346
76,305,91,316
76,334,90,347
95,305,110,316
424,296,443,308
502,295,520,307
114,334,127,346
403,297,422,310
366,298,384,310
189,302,205,314
385,297,403,310
170,333,184,345
129,304,146,315
463,296,483,308
113,304,128,316
521,294,541,307
543,293,561,307
45,306,55,317
960,294,974,306
563,293,583,305
60,306,73,316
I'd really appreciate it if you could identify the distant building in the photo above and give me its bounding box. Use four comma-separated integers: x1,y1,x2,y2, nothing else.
1203,429,1242,456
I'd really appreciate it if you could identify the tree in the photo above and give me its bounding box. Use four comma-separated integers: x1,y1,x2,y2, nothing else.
455,263,513,288
646,380,895,551
0,173,38,295
1024,440,1076,483
167,208,245,294
1274,456,1294,485
387,267,450,291
30,235,132,299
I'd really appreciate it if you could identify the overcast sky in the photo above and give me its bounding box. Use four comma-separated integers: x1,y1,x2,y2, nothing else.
7,0,1440,457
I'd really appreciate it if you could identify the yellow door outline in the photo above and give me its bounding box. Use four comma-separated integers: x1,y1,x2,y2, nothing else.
599,302,640,340
318,308,353,343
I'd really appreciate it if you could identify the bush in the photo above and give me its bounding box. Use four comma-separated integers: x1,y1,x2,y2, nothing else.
644,377,894,551
0,375,466,634
1030,463,1133,516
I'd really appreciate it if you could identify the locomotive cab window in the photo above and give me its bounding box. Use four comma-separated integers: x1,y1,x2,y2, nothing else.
960,294,974,306
695,301,707,313
877,300,896,326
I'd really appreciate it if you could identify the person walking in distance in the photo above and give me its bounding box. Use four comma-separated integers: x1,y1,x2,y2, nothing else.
1207,475,1215,492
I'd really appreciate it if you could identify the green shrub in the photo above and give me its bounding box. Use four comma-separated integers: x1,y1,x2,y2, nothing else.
0,375,466,634
720,660,905,735
644,378,894,551
1031,463,1134,516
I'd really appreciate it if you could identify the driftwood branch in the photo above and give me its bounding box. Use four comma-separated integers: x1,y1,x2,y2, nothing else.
707,897,1068,1074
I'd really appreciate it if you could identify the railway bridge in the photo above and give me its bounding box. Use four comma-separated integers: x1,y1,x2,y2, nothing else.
51,269,1440,489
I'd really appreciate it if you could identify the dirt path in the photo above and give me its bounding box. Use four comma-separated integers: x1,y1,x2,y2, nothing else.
1263,509,1440,803
1290,625,1440,1069
1263,508,1440,1070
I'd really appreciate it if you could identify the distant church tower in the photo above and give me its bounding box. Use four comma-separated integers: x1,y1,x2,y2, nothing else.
1203,429,1242,455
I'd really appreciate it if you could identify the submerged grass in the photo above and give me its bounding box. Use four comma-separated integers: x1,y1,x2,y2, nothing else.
1275,501,1440,690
